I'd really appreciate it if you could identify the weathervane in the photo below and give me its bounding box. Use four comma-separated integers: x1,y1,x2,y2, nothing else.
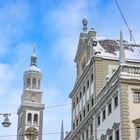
33,42,36,54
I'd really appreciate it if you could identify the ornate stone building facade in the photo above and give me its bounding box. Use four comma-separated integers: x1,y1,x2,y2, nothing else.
17,44,45,140
65,18,140,140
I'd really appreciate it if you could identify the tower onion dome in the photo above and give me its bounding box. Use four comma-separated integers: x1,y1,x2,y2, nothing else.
26,43,41,73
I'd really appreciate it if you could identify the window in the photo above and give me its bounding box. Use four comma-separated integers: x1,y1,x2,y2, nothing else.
87,104,89,112
134,92,140,103
109,135,113,140
114,95,118,108
80,114,82,121
91,98,94,106
102,109,106,121
97,115,100,126
38,79,40,89
83,86,85,93
76,97,79,104
34,114,38,124
136,127,140,138
83,109,85,117
108,102,112,115
91,74,93,82
115,130,119,140
27,113,32,124
32,78,36,88
80,92,82,99
27,78,30,88
86,129,89,139
82,133,84,140
90,124,93,136
87,80,89,88
73,102,75,110
76,119,78,126
73,123,75,130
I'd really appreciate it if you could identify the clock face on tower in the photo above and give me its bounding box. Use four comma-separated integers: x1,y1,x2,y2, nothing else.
25,127,39,140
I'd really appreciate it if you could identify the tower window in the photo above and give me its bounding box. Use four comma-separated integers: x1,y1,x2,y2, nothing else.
32,78,36,88
27,113,32,124
38,79,40,89
27,78,30,88
34,114,38,125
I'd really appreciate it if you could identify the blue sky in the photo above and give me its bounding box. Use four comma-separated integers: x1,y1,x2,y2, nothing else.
0,0,140,139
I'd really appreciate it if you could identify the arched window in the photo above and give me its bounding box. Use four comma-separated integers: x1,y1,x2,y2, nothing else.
27,113,32,124
34,114,38,124
38,79,40,89
32,78,36,88
27,78,30,88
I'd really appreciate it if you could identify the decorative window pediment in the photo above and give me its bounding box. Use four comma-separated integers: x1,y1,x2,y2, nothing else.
100,134,107,140
112,122,120,129
106,128,113,135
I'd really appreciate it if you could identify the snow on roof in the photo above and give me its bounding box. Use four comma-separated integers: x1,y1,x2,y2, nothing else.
28,65,42,73
94,39,140,61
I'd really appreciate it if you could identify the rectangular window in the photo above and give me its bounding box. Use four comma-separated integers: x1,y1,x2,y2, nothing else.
137,127,140,138
91,74,93,82
73,102,75,109
87,104,89,112
91,98,94,106
73,123,75,130
87,80,89,88
80,92,82,99
114,95,118,108
90,124,93,135
97,115,100,126
134,92,140,103
86,129,89,139
76,119,78,126
76,97,78,104
109,135,113,140
83,109,85,117
102,109,106,121
108,102,112,115
82,133,84,140
83,86,85,93
115,130,119,140
80,114,82,121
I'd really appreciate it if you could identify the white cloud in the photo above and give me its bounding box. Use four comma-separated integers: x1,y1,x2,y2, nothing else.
0,1,31,55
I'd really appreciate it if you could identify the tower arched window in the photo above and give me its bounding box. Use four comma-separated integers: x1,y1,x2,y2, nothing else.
38,79,40,89
34,114,38,124
27,78,30,88
32,78,36,88
27,113,32,124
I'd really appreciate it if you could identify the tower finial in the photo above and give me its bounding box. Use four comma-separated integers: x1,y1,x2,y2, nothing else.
119,30,126,65
33,42,36,54
82,17,88,32
31,42,37,66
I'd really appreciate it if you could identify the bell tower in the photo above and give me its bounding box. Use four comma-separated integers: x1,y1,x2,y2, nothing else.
17,43,45,140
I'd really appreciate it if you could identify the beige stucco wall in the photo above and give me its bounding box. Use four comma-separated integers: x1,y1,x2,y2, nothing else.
128,85,140,140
